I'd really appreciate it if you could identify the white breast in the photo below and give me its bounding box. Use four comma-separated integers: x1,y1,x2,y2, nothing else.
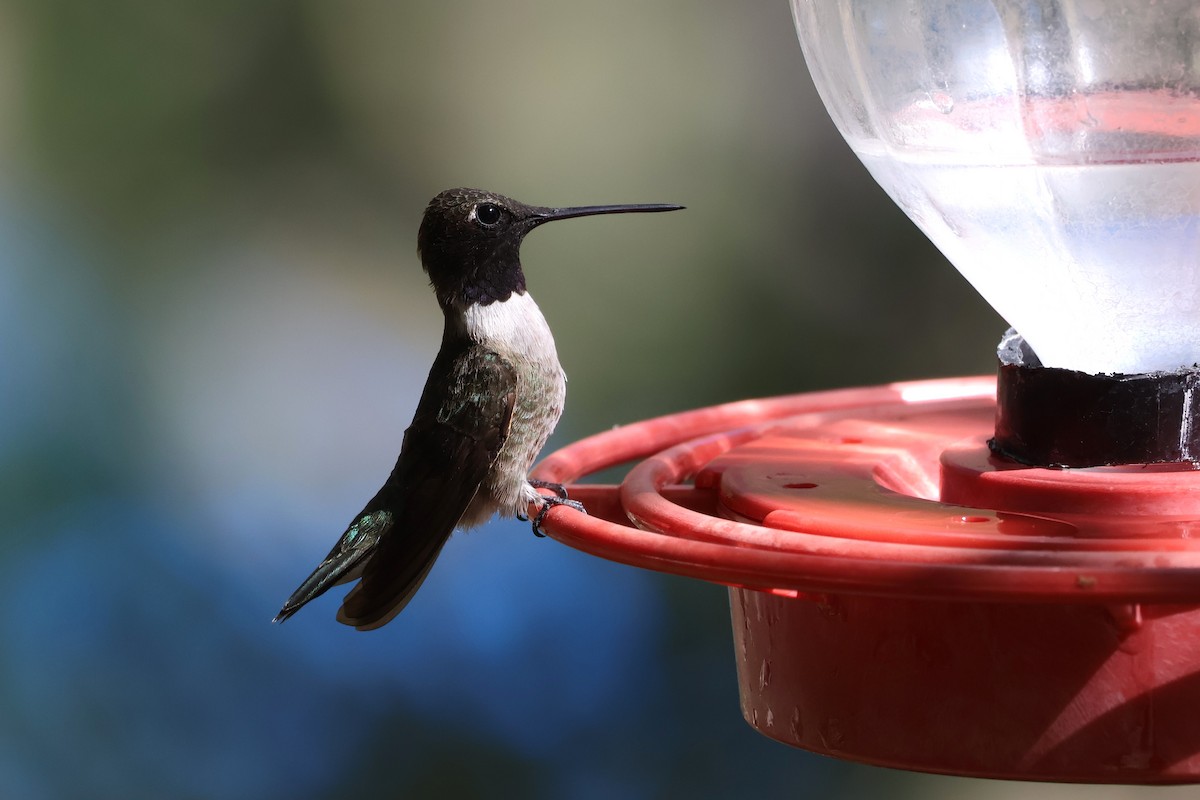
463,291,561,369
460,290,568,522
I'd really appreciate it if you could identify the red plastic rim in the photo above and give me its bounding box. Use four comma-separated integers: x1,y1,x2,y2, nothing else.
530,377,1200,603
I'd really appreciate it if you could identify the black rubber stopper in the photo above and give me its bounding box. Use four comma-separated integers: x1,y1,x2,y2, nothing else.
990,330,1200,468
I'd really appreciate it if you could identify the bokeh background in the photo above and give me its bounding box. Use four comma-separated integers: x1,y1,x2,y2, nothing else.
1,2,1192,799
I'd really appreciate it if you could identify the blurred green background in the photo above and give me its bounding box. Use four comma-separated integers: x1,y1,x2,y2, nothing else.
2,1,1193,799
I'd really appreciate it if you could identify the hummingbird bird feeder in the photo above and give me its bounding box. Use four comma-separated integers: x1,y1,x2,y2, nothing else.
531,0,1200,784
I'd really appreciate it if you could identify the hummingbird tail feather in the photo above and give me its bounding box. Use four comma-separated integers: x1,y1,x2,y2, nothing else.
335,545,444,631
335,524,455,631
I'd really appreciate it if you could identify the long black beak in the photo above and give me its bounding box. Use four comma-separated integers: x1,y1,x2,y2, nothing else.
528,202,684,227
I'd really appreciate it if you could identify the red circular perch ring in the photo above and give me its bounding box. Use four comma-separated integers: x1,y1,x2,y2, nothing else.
529,377,1200,783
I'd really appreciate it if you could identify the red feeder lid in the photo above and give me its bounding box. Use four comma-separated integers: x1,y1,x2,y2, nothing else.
530,377,1200,782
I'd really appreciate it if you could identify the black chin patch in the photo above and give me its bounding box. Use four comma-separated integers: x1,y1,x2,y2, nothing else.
461,266,526,306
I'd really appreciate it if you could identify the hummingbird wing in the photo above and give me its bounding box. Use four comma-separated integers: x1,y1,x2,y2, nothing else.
275,339,519,630
337,342,518,630
272,505,396,624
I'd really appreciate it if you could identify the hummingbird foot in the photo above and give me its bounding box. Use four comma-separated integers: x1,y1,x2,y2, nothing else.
531,494,586,538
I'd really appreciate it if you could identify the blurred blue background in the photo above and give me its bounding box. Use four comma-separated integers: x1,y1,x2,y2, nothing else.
2,2,1193,799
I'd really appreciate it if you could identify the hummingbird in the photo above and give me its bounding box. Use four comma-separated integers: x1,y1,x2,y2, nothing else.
275,187,683,630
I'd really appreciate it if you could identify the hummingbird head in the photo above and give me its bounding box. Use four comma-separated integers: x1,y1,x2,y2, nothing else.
417,187,683,308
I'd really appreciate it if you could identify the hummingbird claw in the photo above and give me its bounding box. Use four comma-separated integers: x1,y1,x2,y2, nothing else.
531,494,586,537
527,479,570,499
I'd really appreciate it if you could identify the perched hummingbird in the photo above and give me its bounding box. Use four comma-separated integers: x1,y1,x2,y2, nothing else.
275,187,683,630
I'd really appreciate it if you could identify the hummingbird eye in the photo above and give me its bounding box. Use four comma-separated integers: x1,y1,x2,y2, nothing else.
474,202,502,226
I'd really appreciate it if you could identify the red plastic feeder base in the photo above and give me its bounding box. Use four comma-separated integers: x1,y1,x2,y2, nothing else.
530,377,1200,783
